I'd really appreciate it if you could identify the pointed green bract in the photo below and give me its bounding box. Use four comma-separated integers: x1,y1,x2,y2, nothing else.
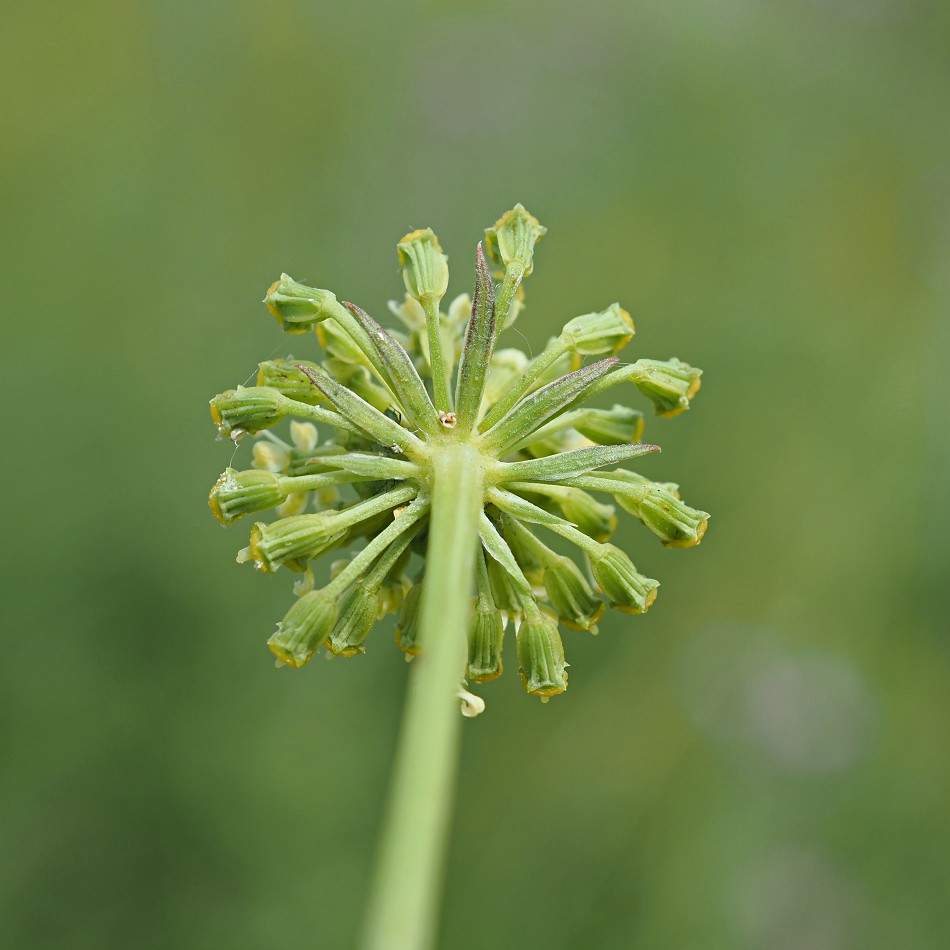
493,442,660,484
343,301,440,435
295,363,425,457
454,243,497,435
480,358,620,452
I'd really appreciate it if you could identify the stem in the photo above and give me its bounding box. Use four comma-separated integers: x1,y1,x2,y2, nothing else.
422,295,450,410
493,262,524,332
361,442,484,950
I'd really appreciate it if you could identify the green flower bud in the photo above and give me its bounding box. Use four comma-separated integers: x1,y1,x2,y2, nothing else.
573,404,645,446
264,274,342,334
543,556,605,632
517,612,568,698
487,556,523,625
209,468,284,525
326,584,380,656
397,228,449,302
556,488,617,543
249,513,346,573
316,317,372,367
395,582,423,655
590,544,659,614
619,485,709,548
467,601,505,682
210,386,287,437
267,590,338,668
633,357,702,417
502,523,545,588
560,303,635,356
484,204,547,277
256,359,324,405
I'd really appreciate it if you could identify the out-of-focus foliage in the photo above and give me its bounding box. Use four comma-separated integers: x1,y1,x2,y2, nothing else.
2,1,948,947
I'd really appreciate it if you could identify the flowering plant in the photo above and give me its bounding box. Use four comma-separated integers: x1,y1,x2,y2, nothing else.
206,204,708,947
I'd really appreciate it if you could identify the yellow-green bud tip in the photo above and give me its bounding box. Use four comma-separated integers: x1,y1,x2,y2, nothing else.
396,228,449,302
484,203,547,277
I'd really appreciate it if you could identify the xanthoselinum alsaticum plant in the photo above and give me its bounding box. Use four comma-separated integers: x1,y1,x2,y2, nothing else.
206,204,708,949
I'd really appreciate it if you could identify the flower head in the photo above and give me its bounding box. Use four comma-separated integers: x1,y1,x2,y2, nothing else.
206,205,708,706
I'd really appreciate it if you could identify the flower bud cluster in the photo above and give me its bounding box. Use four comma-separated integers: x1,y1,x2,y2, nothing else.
206,205,708,708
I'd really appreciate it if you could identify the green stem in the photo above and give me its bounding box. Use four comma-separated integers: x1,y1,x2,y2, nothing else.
361,442,484,950
422,295,450,411
493,262,524,332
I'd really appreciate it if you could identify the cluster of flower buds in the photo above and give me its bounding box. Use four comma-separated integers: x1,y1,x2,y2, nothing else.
207,204,708,704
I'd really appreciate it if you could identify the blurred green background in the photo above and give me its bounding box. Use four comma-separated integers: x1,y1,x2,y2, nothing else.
3,0,949,947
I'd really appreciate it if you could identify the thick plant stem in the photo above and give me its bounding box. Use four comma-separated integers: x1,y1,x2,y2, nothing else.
360,442,484,950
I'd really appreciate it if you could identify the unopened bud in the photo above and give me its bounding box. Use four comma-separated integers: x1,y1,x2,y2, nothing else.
264,274,342,334
633,358,702,417
316,317,372,366
590,544,659,614
267,590,338,668
256,359,323,405
210,386,287,437
209,468,284,525
487,556,524,624
573,404,645,446
397,228,449,302
484,204,547,277
517,612,568,698
467,602,505,682
621,485,709,548
249,513,345,573
543,556,604,632
561,303,634,355
395,582,423,655
326,584,379,656
556,488,617,543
